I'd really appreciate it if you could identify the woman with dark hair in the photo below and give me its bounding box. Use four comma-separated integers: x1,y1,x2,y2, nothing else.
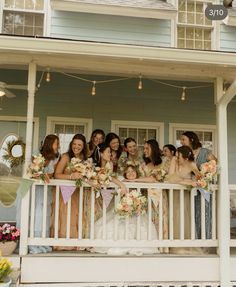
52,134,88,248
118,137,143,174
126,139,169,253
167,146,200,253
88,129,105,166
162,144,177,173
105,132,123,173
28,134,60,254
180,131,216,240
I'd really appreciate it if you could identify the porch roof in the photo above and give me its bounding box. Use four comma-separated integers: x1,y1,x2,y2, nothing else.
0,35,236,82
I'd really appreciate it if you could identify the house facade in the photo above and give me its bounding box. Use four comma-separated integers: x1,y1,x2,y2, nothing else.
0,0,236,286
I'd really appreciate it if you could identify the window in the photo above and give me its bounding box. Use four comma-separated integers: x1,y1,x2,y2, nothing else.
111,120,164,152
169,123,217,153
177,0,213,50
46,117,92,154
2,0,45,36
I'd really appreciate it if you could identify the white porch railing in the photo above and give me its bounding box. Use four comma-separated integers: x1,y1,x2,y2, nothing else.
19,180,219,255
230,184,236,247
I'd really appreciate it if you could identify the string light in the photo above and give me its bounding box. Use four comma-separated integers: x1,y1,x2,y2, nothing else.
138,74,143,90
91,81,96,96
45,68,51,82
181,87,186,101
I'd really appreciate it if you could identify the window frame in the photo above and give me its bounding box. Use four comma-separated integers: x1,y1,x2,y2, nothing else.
176,0,215,50
1,0,48,36
111,120,164,148
169,122,217,154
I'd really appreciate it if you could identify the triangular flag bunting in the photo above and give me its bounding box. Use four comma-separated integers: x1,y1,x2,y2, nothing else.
60,185,76,204
148,188,161,208
101,188,114,208
16,178,34,198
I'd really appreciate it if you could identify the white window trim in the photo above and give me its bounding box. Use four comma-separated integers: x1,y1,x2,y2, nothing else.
0,116,39,151
169,122,217,154
46,116,93,140
1,0,47,36
111,120,164,148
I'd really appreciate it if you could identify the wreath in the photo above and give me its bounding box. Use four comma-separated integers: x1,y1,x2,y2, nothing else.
2,139,26,168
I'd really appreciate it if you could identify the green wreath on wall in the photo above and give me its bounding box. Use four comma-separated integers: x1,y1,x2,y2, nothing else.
2,139,26,168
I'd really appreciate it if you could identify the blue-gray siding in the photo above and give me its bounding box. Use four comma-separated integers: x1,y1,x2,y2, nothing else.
50,11,171,47
220,24,236,52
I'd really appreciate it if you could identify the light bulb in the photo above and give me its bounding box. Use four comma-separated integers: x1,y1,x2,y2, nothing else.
138,74,143,90
91,81,96,96
181,87,186,101
45,68,51,82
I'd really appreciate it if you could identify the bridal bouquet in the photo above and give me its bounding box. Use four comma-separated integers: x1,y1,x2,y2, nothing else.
116,189,147,217
91,162,113,191
66,158,96,188
27,154,49,182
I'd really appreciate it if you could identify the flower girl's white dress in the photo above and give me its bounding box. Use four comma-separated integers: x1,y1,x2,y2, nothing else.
91,209,160,256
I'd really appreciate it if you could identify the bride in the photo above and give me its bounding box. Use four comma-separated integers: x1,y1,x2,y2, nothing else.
90,161,159,256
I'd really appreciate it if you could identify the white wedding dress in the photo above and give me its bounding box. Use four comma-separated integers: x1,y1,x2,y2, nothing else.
90,210,160,256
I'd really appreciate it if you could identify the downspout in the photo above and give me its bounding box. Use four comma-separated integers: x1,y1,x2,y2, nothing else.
216,77,236,287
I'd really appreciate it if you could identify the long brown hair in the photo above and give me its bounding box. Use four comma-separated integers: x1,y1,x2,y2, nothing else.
40,134,59,161
67,134,88,160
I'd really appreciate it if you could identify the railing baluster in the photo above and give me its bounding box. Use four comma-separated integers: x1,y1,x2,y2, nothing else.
90,188,95,239
54,185,60,239
42,184,48,238
148,192,152,240
125,216,129,240
201,194,206,240
180,189,184,240
30,184,36,238
191,188,195,240
78,186,83,239
169,189,174,240
114,187,120,240
102,194,107,240
158,189,163,240
66,197,71,239
212,189,216,240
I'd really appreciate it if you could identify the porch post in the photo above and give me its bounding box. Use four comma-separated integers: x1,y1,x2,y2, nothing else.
20,62,37,255
216,77,236,287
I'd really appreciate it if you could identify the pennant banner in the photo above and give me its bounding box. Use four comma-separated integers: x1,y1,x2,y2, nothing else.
60,185,76,204
16,178,34,198
101,189,114,208
192,187,211,202
148,188,161,208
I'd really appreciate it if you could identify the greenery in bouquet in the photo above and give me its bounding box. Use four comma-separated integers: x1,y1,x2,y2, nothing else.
195,160,218,191
116,189,147,217
0,224,20,243
0,255,12,283
91,162,113,193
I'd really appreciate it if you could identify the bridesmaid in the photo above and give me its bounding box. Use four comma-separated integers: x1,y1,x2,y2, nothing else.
52,134,88,248
29,134,60,254
162,144,176,173
129,139,169,253
87,129,105,166
118,137,143,174
180,131,217,240
105,133,123,173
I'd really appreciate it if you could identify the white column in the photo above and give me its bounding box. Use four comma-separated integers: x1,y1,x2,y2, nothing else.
24,62,37,174
215,77,236,287
20,62,37,255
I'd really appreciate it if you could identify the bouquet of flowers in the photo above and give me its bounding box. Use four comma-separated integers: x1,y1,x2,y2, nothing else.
0,256,12,283
91,162,113,192
151,167,167,182
27,154,49,182
0,224,20,243
196,160,218,190
66,158,96,188
116,189,147,217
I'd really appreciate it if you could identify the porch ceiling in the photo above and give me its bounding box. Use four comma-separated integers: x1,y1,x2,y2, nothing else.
0,36,236,82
